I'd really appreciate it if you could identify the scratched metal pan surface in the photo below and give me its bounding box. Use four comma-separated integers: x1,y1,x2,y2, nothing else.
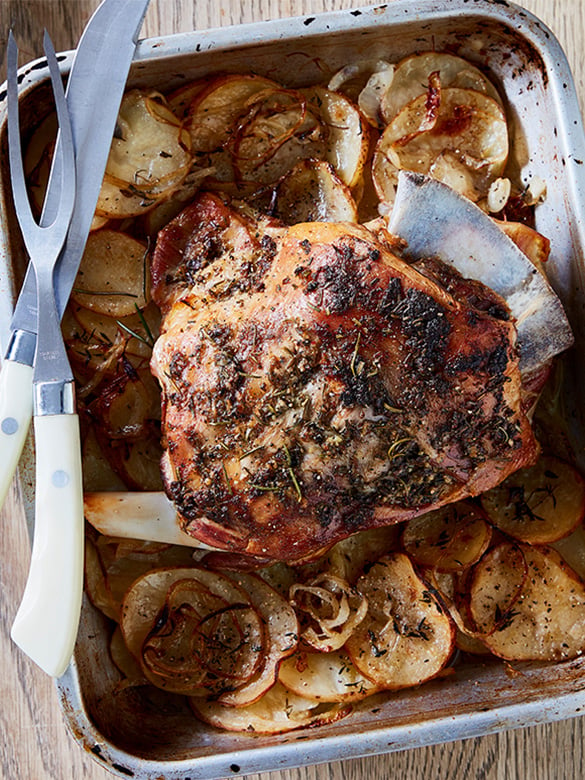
2,1,585,778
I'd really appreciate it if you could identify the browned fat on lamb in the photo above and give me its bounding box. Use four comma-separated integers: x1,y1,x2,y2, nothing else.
150,192,538,562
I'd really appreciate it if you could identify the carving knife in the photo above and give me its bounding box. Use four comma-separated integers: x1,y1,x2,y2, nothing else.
0,0,151,510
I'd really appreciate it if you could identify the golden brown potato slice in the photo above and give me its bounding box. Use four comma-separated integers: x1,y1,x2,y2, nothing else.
402,501,492,572
481,455,585,544
220,571,299,707
279,649,379,702
373,87,508,204
96,90,192,218
302,85,371,188
71,229,149,317
345,553,455,689
187,74,280,183
121,567,264,695
274,160,358,224
190,681,351,734
380,51,502,123
470,542,585,661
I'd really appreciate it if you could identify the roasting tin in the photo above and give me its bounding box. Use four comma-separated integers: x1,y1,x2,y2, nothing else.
2,0,585,777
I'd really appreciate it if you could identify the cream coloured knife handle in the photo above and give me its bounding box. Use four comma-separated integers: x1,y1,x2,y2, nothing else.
11,412,84,677
0,358,34,510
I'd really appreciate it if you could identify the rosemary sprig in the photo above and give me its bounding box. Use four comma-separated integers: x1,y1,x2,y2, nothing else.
134,302,155,345
283,444,303,503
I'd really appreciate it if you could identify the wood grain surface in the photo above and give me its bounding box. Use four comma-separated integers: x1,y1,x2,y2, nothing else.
1,1,585,778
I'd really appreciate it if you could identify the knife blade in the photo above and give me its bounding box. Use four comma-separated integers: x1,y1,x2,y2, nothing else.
0,0,151,509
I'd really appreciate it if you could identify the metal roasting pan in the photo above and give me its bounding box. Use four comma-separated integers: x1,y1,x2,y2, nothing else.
2,1,585,777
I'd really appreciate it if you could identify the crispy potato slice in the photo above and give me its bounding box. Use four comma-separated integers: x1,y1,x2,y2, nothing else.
380,51,502,123
279,649,378,702
88,539,195,620
274,160,358,224
121,567,265,695
190,681,351,734
345,553,455,689
481,455,585,544
303,86,370,188
187,74,280,183
232,87,326,185
429,571,492,656
220,571,299,706
373,87,508,204
71,229,148,317
96,90,191,218
402,501,492,572
470,542,585,660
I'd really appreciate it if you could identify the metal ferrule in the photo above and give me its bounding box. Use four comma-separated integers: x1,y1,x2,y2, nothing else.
5,328,37,366
33,379,76,416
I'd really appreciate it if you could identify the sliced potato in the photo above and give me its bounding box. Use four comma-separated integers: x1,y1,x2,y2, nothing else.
274,160,358,224
190,681,351,734
481,455,585,544
345,553,455,689
470,542,585,660
232,87,326,185
373,87,508,204
328,59,393,105
279,649,378,702
71,229,148,317
88,538,195,620
380,51,502,123
96,90,191,218
121,567,267,695
303,86,370,188
428,571,491,656
220,571,299,706
402,501,492,572
188,74,280,183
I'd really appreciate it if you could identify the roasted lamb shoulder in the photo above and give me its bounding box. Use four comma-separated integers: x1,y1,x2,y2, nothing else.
150,192,539,562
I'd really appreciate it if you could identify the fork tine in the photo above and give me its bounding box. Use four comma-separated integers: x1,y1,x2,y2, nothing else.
6,31,37,249
7,30,76,256
42,30,76,235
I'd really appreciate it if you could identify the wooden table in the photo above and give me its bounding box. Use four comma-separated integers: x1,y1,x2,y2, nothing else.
1,0,585,777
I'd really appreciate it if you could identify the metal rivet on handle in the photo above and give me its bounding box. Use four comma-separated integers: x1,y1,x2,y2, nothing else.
52,470,70,488
1,417,19,435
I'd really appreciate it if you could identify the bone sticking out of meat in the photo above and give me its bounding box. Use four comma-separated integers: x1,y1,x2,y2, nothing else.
148,192,542,562
83,491,219,549
388,171,573,376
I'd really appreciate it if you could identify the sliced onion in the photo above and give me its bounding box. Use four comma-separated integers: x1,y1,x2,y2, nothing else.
290,572,367,652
